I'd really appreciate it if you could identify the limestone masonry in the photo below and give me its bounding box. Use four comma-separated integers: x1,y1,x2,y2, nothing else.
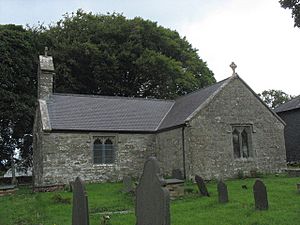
33,54,286,186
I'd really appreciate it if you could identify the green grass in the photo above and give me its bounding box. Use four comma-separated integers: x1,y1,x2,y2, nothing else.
0,176,299,225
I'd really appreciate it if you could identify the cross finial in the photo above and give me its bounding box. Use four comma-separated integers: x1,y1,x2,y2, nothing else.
230,62,237,75
44,46,48,56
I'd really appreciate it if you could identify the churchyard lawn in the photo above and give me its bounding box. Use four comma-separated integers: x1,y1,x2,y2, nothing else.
0,175,299,225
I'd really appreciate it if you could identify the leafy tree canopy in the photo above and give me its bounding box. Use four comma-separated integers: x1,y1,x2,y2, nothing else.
258,89,294,109
41,10,215,99
0,24,38,170
0,10,216,171
280,0,300,28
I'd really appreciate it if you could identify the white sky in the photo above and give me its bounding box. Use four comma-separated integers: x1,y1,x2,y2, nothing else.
0,0,299,95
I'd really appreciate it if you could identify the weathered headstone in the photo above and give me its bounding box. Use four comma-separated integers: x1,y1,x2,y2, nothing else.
72,177,89,225
135,157,170,225
253,179,268,210
172,169,183,180
217,180,228,203
123,176,133,193
165,178,185,199
195,175,210,197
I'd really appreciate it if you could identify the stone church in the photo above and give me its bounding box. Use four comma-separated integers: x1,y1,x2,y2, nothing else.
33,54,286,186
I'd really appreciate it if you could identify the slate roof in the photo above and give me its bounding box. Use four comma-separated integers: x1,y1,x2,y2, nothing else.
47,94,174,132
158,78,229,129
45,78,230,132
274,95,300,113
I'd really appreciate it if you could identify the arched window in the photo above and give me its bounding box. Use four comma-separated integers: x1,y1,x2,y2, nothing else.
93,139,103,164
232,126,252,159
232,129,240,158
104,138,114,164
93,138,115,164
241,129,249,158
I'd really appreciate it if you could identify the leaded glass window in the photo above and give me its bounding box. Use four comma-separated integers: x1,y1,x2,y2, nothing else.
232,126,252,159
93,137,115,164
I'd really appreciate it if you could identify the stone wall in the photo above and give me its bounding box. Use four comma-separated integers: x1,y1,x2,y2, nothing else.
33,109,44,185
34,131,156,186
187,77,286,180
38,55,54,100
277,109,300,163
156,128,184,176
33,75,287,185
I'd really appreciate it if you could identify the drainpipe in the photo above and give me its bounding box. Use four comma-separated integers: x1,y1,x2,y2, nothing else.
182,125,186,180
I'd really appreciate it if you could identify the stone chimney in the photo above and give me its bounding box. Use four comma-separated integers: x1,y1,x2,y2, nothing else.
38,48,55,99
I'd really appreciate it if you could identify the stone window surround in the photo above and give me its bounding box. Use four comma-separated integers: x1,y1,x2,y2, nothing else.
90,133,118,166
230,123,255,160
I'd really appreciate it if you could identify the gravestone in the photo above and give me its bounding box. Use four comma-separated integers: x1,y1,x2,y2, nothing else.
123,176,133,193
135,157,170,225
195,175,210,197
165,178,185,198
217,180,228,203
253,179,268,210
72,177,89,225
172,169,183,180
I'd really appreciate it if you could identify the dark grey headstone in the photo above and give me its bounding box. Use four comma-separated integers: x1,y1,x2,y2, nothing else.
253,179,268,210
217,181,228,203
135,157,170,225
195,175,210,197
123,176,133,193
72,177,89,225
172,169,183,180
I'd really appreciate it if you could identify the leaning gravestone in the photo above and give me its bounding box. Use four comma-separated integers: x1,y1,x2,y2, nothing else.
253,179,268,210
135,157,170,225
172,169,183,180
217,180,228,203
123,176,133,193
195,175,210,197
72,177,89,225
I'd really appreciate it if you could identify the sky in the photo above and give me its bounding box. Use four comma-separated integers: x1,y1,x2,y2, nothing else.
0,0,299,96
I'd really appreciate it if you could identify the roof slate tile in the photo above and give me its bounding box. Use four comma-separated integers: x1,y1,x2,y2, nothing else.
46,78,230,132
274,95,300,113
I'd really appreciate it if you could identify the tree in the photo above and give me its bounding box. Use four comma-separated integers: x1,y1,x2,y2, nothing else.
279,0,300,28
0,11,215,171
0,24,38,170
258,89,294,109
42,10,215,99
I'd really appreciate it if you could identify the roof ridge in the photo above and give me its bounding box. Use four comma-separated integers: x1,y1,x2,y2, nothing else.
275,94,300,112
51,93,175,103
174,77,230,101
50,78,230,104
184,76,233,122
157,76,232,130
280,95,300,105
